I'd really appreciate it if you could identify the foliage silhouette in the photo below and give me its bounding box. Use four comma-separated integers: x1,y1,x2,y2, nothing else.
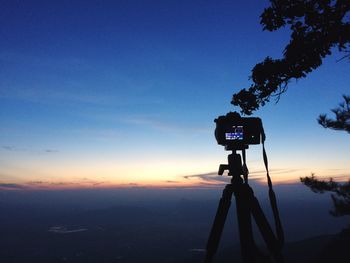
302,95,350,218
231,0,350,115
300,174,350,216
318,95,350,133
228,0,350,221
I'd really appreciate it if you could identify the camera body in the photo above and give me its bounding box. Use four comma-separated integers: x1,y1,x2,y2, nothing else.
214,112,263,150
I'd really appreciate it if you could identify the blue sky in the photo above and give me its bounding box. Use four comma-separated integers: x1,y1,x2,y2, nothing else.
1,0,349,189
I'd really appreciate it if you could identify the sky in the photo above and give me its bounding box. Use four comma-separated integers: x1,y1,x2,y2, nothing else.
1,0,349,190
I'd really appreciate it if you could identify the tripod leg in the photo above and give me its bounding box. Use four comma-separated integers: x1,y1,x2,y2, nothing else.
204,184,234,263
234,183,256,263
250,195,284,263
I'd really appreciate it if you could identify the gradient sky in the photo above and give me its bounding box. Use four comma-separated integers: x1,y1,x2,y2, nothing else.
1,0,349,190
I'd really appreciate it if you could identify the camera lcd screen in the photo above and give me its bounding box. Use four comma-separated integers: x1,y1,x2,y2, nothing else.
225,126,243,140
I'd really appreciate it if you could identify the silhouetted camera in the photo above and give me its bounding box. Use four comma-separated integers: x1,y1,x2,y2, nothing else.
214,112,263,150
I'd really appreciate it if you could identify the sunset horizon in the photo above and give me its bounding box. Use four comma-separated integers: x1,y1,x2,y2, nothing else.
1,1,349,262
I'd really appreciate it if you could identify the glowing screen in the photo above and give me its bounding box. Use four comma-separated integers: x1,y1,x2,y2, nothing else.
225,126,243,140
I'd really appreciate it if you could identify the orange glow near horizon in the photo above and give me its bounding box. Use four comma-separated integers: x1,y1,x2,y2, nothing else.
1,149,349,191
0,179,221,191
1,166,348,191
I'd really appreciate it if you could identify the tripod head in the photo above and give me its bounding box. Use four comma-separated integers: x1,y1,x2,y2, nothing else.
218,150,249,183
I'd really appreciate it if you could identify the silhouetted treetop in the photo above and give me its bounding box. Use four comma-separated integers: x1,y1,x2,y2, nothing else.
232,0,350,115
301,174,350,216
318,95,350,133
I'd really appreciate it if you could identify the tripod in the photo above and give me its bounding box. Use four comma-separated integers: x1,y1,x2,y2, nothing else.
204,150,284,263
